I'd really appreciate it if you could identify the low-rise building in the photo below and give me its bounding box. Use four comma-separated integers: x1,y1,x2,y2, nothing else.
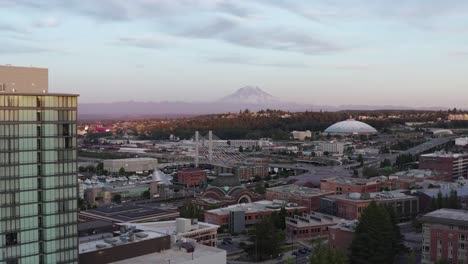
321,191,419,221
204,200,308,233
320,177,381,195
122,218,219,247
329,220,358,253
104,158,158,173
291,130,312,140
84,181,159,206
420,209,468,264
317,141,345,155
372,170,453,191
176,169,207,187
266,185,335,211
79,222,226,264
285,212,346,240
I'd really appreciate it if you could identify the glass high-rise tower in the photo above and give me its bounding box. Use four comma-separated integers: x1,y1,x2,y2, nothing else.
0,66,79,264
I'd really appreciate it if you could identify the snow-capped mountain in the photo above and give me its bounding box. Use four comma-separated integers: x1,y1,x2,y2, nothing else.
217,86,281,104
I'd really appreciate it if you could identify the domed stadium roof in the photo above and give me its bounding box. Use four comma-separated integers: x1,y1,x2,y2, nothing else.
324,119,377,135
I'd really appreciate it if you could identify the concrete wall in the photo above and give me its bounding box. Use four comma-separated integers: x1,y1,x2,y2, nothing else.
0,65,48,93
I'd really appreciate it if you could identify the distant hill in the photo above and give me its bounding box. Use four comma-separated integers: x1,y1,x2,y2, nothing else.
78,86,449,119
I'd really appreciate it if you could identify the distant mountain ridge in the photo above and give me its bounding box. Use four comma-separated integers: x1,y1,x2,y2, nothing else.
78,86,449,119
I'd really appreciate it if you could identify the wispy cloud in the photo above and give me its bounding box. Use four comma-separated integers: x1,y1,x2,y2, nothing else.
181,17,344,55
205,55,309,68
33,17,61,28
0,43,49,54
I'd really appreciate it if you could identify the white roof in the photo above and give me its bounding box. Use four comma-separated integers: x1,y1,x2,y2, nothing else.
324,119,377,134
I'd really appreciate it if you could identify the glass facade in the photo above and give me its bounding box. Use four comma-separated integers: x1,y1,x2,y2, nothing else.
0,95,78,264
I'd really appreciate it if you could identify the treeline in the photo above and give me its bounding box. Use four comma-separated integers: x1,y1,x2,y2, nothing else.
136,110,448,140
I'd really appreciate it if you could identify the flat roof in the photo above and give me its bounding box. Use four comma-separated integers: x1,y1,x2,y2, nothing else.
111,243,225,264
79,229,167,254
118,220,219,237
0,92,79,96
321,177,379,185
421,152,468,158
422,209,468,226
326,190,417,202
206,200,306,216
78,220,113,232
80,203,178,222
267,185,334,196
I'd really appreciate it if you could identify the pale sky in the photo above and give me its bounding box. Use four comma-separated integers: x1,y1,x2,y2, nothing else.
1,0,468,107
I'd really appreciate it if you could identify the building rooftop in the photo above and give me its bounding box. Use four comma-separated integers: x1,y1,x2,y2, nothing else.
329,220,359,232
206,200,306,216
389,169,446,179
324,119,377,135
321,177,380,186
267,185,334,197
78,220,114,233
419,186,468,198
123,220,219,237
286,212,345,227
111,243,225,264
79,228,167,254
421,151,468,159
326,190,416,202
80,203,179,223
421,209,468,226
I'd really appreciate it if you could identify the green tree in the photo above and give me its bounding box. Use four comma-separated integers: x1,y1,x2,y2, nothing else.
180,200,204,220
255,182,266,195
118,167,126,176
380,159,392,168
96,162,104,175
357,154,364,167
309,244,348,264
251,218,284,261
447,190,461,209
350,201,399,264
112,194,122,204
362,167,379,178
142,190,151,199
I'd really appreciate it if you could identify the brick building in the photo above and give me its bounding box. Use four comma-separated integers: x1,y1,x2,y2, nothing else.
320,177,381,194
204,200,307,233
321,191,419,221
285,212,346,240
329,220,357,253
419,152,468,180
176,169,207,187
421,209,468,264
266,185,334,211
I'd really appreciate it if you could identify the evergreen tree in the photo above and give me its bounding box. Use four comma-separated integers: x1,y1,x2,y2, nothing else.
447,190,461,209
350,201,398,264
252,218,283,260
309,244,347,264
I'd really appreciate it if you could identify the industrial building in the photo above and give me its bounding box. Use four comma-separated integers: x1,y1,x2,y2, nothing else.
103,158,158,173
